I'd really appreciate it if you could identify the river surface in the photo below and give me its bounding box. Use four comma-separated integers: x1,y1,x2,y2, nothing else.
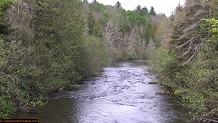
15,60,190,123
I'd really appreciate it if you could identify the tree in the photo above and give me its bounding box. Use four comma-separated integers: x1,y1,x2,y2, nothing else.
87,13,95,35
135,5,141,14
115,1,121,8
151,0,218,121
83,0,88,3
0,0,14,35
92,0,97,3
149,6,156,15
142,6,148,14
34,0,86,89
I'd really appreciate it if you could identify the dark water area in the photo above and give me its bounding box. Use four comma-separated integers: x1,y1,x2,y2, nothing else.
15,60,190,123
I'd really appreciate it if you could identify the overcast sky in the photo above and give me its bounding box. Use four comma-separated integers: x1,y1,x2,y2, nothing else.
88,0,185,17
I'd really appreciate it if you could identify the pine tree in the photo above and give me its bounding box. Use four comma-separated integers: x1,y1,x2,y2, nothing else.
135,5,141,14
142,6,148,14
115,1,121,8
149,6,156,15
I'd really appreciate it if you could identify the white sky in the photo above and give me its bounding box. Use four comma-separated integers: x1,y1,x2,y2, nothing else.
88,0,185,17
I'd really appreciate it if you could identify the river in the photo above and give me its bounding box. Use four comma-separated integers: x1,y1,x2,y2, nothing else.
15,60,190,123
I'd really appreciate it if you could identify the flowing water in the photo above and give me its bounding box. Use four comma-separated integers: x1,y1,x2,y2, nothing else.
15,60,190,123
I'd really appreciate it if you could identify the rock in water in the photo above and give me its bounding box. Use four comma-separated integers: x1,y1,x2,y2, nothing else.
156,90,166,95
148,82,159,84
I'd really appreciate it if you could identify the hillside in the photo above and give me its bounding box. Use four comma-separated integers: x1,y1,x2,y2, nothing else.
3,0,218,122
149,0,218,122
0,0,155,118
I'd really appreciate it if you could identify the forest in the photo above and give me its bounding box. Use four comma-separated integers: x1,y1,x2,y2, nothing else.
1,0,218,122
0,0,154,119
149,0,218,122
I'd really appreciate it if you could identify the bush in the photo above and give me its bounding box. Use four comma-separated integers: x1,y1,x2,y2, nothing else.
83,36,111,75
148,48,176,76
0,96,15,118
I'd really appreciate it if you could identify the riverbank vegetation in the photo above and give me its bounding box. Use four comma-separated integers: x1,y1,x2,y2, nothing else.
149,0,218,122
0,0,155,118
3,0,218,121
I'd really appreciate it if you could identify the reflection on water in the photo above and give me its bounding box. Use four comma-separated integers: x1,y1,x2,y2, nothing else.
15,60,190,123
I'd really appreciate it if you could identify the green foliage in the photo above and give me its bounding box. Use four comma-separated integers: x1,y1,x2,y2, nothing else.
0,38,47,117
83,36,111,75
178,50,218,120
126,10,151,25
0,0,89,118
186,93,206,119
150,2,218,121
108,47,123,61
0,0,154,118
125,10,153,42
203,18,218,40
125,11,136,26
87,13,103,36
121,50,136,60
89,2,110,35
101,10,109,25
0,0,14,35
0,0,42,114
148,48,176,76
0,0,14,15
28,96,46,108
34,0,86,87
0,97,16,118
0,40,16,118
90,2,106,12
87,13,95,35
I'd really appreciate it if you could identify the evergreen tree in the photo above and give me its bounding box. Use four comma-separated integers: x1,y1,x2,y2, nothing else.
149,6,156,15
142,6,148,14
34,0,85,88
93,0,97,3
136,5,141,14
115,1,121,8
